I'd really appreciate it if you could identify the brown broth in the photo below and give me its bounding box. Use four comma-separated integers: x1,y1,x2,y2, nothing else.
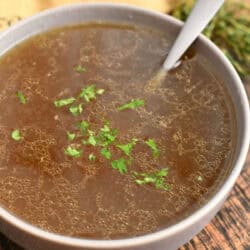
0,23,236,239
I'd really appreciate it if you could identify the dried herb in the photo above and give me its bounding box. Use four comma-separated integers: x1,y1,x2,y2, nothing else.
170,1,250,78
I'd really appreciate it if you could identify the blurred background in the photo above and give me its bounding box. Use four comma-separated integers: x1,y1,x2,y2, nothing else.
0,1,249,250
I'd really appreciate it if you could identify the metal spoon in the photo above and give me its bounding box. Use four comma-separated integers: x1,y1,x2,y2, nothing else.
145,0,224,91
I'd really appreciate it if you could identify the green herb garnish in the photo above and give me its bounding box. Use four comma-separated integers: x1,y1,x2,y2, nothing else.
101,147,112,160
79,120,89,134
69,103,83,117
116,138,138,157
145,139,160,158
11,129,22,141
88,153,96,161
79,85,96,103
98,122,118,146
74,65,86,73
16,91,26,104
54,97,75,107
111,158,127,174
118,99,144,111
84,130,97,146
64,146,82,158
133,168,169,191
67,132,76,141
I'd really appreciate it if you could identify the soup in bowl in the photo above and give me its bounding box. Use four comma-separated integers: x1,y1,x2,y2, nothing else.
0,3,249,250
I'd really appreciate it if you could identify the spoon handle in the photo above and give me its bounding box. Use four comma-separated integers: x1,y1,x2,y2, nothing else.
163,0,224,71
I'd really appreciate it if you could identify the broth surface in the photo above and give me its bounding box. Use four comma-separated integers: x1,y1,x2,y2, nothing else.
0,24,235,239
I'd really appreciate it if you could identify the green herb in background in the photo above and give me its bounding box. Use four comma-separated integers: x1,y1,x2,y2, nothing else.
170,1,250,78
133,168,169,191
11,129,22,141
16,91,26,104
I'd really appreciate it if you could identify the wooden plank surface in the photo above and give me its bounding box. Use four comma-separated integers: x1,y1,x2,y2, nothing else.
0,1,249,249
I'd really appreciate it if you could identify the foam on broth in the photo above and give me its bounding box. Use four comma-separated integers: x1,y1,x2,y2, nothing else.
0,23,236,239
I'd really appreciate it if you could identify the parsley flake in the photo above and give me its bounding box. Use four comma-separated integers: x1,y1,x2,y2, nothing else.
116,138,138,157
79,120,89,134
69,103,83,117
85,130,97,146
98,122,117,146
88,153,96,161
79,85,96,103
101,147,112,160
11,129,22,141
118,99,144,111
67,132,76,141
145,139,160,158
74,65,86,73
111,158,127,174
133,168,169,191
16,91,26,104
64,146,82,158
54,97,75,107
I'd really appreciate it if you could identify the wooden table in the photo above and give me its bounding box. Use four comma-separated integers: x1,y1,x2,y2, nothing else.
0,1,249,249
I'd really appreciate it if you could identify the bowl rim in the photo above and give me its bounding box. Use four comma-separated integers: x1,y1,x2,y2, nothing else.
0,3,249,249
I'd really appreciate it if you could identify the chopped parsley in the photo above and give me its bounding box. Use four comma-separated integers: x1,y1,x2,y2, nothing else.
133,168,169,191
16,91,26,104
118,99,144,111
79,85,104,103
64,146,82,158
88,153,96,161
79,120,89,134
69,103,83,117
98,122,117,146
54,97,75,107
101,147,112,160
11,129,22,141
84,130,97,146
116,138,138,157
111,158,127,174
79,85,96,103
74,65,86,73
145,139,160,158
67,132,76,141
